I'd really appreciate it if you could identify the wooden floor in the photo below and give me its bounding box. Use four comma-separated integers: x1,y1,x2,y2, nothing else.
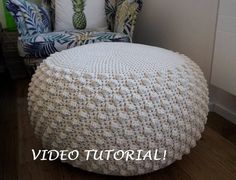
1,74,236,180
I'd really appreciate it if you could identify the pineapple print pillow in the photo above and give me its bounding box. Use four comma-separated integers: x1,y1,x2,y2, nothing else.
55,0,108,31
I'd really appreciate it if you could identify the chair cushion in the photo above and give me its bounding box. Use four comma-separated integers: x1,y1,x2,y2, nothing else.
18,30,131,58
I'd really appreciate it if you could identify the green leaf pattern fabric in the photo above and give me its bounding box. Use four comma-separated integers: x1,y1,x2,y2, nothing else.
105,0,116,31
114,0,141,38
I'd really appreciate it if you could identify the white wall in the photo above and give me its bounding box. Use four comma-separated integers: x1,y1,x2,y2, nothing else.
134,0,219,81
133,0,236,123
210,85,236,124
210,0,236,124
211,0,236,96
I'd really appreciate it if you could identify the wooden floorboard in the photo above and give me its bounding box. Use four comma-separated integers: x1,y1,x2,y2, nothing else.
207,113,236,146
1,77,236,180
0,74,18,180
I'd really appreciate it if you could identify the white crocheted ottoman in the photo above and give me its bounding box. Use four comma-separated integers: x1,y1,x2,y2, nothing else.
28,42,209,176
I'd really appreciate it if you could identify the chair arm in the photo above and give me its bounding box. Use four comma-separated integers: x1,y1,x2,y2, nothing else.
6,0,28,37
114,0,143,39
6,0,52,37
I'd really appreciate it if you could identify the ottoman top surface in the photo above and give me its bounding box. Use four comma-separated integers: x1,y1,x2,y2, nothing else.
45,42,186,75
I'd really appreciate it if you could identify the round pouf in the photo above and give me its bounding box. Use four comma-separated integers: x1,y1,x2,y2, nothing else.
28,43,209,176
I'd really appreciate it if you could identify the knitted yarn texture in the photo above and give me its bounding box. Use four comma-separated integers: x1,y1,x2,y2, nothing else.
28,42,209,176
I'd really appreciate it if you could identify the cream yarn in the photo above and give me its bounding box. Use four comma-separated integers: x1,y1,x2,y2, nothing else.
28,42,209,176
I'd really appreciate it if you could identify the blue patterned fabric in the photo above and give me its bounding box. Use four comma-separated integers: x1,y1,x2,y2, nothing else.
6,0,28,36
6,0,51,36
18,30,130,58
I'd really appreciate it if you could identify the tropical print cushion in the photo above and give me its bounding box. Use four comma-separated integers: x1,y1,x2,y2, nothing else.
7,0,51,36
55,0,108,31
114,0,142,38
18,30,130,58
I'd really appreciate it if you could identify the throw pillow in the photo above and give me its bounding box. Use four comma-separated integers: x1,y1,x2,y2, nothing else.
55,0,108,31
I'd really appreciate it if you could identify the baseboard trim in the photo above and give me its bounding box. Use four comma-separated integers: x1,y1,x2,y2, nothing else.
210,103,236,125
209,103,214,112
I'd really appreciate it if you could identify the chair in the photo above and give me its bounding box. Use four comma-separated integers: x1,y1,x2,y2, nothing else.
6,0,143,74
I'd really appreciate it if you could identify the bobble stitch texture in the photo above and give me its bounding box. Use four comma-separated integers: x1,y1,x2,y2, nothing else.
28,43,209,176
